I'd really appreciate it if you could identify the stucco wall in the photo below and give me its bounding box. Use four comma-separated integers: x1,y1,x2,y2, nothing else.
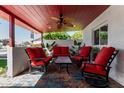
7,47,29,77
43,40,83,48
83,5,124,86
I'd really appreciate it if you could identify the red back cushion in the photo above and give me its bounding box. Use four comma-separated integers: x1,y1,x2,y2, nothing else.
95,47,115,65
79,46,92,57
26,48,40,60
36,48,46,58
53,46,61,56
26,48,46,60
61,47,70,55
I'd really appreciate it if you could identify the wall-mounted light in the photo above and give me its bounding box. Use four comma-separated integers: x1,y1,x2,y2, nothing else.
73,25,76,27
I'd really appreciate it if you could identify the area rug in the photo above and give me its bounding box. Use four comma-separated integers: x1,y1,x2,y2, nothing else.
35,62,123,88
35,63,90,88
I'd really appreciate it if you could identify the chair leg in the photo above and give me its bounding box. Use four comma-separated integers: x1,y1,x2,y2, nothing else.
45,65,48,72
40,66,44,72
76,61,82,68
106,75,109,82
81,70,84,77
42,65,47,72
29,66,32,73
88,55,91,63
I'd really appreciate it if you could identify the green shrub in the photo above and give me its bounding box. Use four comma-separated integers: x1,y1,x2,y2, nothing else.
92,47,100,61
43,32,71,40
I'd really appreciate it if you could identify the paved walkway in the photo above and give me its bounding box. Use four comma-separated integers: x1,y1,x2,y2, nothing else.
0,71,44,87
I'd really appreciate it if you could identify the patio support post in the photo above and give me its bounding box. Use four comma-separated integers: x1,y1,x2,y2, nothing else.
9,15,15,47
7,15,15,77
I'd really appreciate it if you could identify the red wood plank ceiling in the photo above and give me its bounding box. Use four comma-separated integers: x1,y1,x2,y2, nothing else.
0,5,109,33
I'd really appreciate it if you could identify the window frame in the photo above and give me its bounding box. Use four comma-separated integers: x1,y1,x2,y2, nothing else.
92,24,108,46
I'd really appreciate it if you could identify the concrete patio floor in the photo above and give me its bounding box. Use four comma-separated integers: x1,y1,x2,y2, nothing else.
0,71,44,87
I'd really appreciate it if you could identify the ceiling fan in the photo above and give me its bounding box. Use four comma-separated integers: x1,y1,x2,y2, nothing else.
51,13,74,29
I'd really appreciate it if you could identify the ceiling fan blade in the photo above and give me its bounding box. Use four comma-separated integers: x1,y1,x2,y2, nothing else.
51,17,60,21
64,17,73,22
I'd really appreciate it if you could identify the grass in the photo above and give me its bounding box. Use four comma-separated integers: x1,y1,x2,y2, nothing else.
0,59,7,68
0,59,7,75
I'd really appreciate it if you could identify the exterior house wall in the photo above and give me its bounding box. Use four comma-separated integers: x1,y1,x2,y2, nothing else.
83,5,124,86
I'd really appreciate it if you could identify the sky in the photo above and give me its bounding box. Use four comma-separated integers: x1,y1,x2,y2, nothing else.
0,18,41,44
66,31,76,36
0,18,76,44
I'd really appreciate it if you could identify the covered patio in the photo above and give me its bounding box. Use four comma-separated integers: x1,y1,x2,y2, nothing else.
0,5,123,88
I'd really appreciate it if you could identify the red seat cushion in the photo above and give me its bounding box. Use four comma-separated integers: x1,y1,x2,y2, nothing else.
71,56,82,62
31,60,45,67
81,64,107,76
43,56,52,63
79,46,92,57
60,54,70,56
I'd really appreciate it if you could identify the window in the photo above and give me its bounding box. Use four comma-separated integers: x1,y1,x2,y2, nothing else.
93,25,108,45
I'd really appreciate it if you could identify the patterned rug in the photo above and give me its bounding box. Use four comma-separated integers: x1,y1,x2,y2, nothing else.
35,63,112,88
35,63,89,88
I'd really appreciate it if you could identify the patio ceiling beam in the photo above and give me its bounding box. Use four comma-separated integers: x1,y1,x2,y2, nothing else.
0,6,42,33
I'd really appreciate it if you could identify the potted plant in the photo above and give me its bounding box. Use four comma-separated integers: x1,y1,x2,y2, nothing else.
91,47,100,61
45,41,56,55
70,40,85,55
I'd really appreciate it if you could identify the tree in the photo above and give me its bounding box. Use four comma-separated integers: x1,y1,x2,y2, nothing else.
71,31,83,40
43,32,71,40
0,39,9,46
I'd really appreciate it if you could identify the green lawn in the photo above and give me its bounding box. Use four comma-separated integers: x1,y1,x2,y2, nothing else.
0,59,7,68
